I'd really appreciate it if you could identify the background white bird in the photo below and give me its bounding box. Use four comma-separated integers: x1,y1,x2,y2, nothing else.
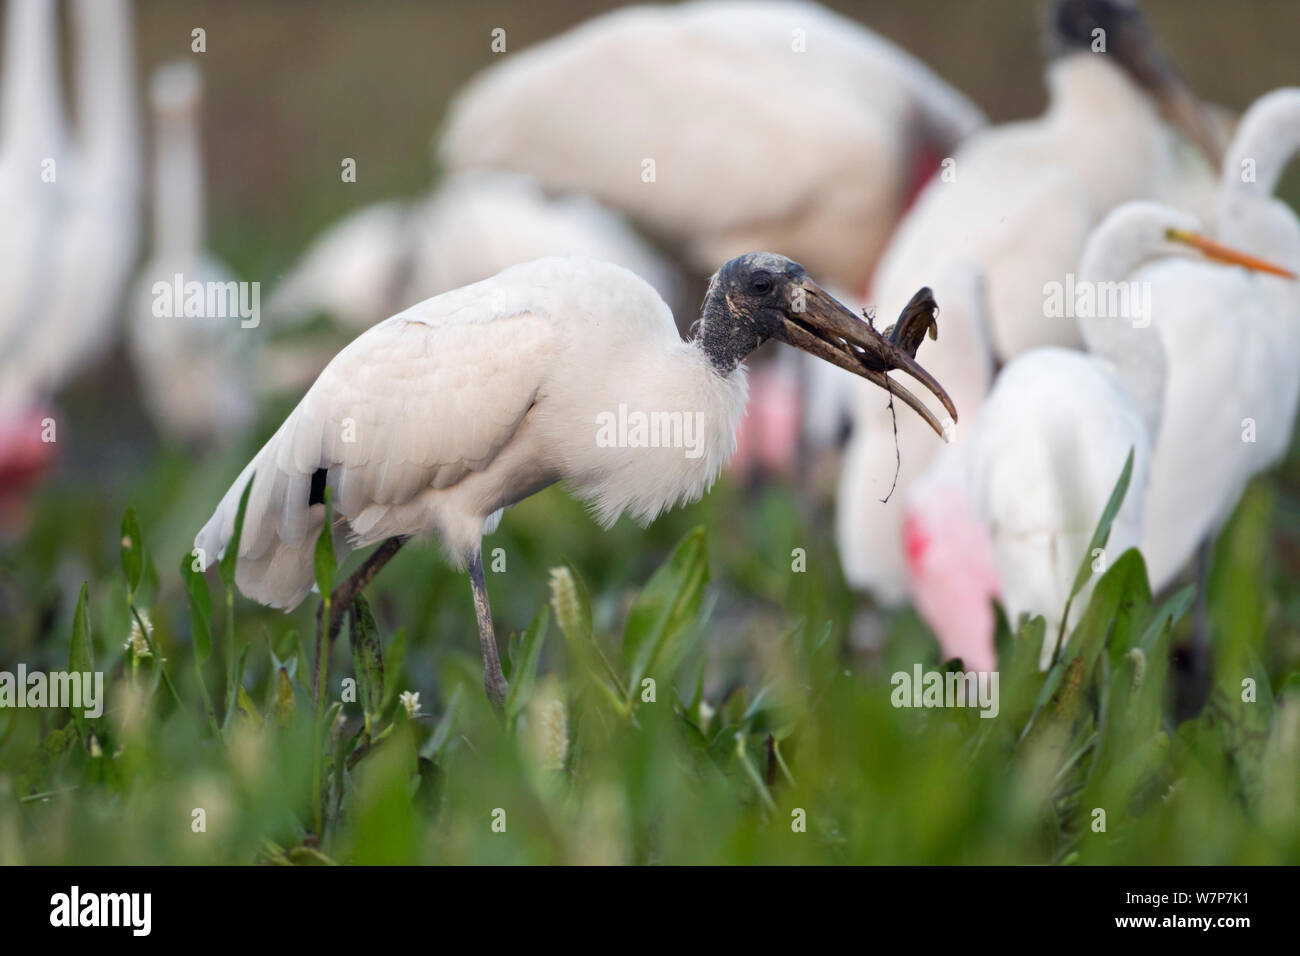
1112,90,1300,591
266,170,684,335
128,61,255,445
437,0,986,295
836,0,1222,607
944,203,1292,667
196,254,957,707
0,0,64,516
0,0,65,372
1213,88,1300,476
21,0,141,392
263,198,418,333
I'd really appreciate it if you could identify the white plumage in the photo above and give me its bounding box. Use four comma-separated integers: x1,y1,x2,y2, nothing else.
962,201,1292,663
966,347,1150,664
197,251,955,707
836,0,1220,605
438,0,984,292
198,257,743,610
24,0,140,391
264,199,418,333
265,171,684,342
1128,89,1300,589
0,0,65,381
403,171,684,317
836,259,994,602
129,61,254,444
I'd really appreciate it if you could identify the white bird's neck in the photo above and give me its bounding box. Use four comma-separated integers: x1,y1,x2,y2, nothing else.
1220,88,1300,203
1044,54,1167,209
1,0,65,163
152,97,204,258
71,0,140,185
1076,208,1175,439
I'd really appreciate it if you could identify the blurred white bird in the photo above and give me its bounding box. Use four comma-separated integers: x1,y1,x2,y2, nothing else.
128,62,255,445
438,0,985,293
0,0,64,512
403,171,684,317
1124,89,1300,590
930,203,1292,667
19,0,141,391
0,0,65,369
0,0,139,517
263,199,418,333
837,259,995,603
836,0,1220,606
196,254,957,708
266,170,684,333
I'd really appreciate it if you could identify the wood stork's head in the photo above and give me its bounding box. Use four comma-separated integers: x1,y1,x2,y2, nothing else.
699,252,958,440
1048,0,1223,167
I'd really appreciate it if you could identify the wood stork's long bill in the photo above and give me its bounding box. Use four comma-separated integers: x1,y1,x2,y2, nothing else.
700,254,958,439
1050,0,1223,166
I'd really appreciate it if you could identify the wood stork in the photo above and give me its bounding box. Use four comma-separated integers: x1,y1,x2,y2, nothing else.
17,0,140,392
920,203,1293,668
127,62,255,445
196,254,957,708
437,0,985,294
837,0,1220,606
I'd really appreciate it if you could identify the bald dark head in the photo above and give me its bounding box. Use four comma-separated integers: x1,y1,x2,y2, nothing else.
1048,0,1167,91
698,253,810,372
693,253,959,440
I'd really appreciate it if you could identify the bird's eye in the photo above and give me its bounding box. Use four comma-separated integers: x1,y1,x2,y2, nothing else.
750,273,773,295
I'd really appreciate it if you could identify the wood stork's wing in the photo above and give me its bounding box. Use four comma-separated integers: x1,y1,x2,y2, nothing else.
197,299,555,609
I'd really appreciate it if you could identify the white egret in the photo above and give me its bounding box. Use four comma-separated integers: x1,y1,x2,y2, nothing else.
437,0,985,293
837,0,1220,606
1109,89,1300,591
196,254,957,708
955,204,1292,667
128,62,255,445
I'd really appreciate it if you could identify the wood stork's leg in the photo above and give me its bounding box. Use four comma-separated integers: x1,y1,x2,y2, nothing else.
312,536,408,707
468,551,509,712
